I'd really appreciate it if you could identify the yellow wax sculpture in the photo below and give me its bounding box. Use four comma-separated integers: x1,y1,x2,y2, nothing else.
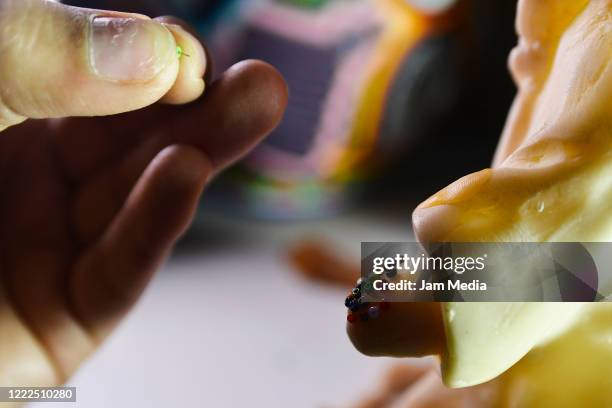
410,0,612,395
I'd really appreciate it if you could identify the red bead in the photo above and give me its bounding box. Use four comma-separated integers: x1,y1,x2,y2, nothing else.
347,313,357,323
380,302,391,311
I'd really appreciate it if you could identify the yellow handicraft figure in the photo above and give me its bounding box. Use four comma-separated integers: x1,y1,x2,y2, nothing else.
349,1,612,405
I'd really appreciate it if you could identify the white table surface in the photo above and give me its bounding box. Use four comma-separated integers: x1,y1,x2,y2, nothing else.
31,207,417,408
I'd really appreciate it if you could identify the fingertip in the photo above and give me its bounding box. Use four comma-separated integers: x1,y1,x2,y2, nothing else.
0,3,185,121
161,76,206,105
158,22,208,105
226,59,289,135
170,59,288,170
154,16,214,84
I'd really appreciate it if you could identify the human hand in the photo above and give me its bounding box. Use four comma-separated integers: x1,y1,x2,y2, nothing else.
0,0,287,389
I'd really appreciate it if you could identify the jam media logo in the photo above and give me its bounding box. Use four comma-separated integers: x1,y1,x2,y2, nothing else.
360,242,603,302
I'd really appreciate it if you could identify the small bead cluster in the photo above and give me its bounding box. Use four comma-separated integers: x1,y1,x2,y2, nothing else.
345,278,391,323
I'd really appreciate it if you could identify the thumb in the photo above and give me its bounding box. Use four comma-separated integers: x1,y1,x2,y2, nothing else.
0,0,186,130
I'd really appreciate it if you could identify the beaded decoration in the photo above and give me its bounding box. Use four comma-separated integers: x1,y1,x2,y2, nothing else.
345,277,392,324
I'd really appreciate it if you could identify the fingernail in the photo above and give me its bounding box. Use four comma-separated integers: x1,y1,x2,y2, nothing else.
90,17,175,82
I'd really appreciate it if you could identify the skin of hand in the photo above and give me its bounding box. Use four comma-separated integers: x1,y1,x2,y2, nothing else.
0,0,288,392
